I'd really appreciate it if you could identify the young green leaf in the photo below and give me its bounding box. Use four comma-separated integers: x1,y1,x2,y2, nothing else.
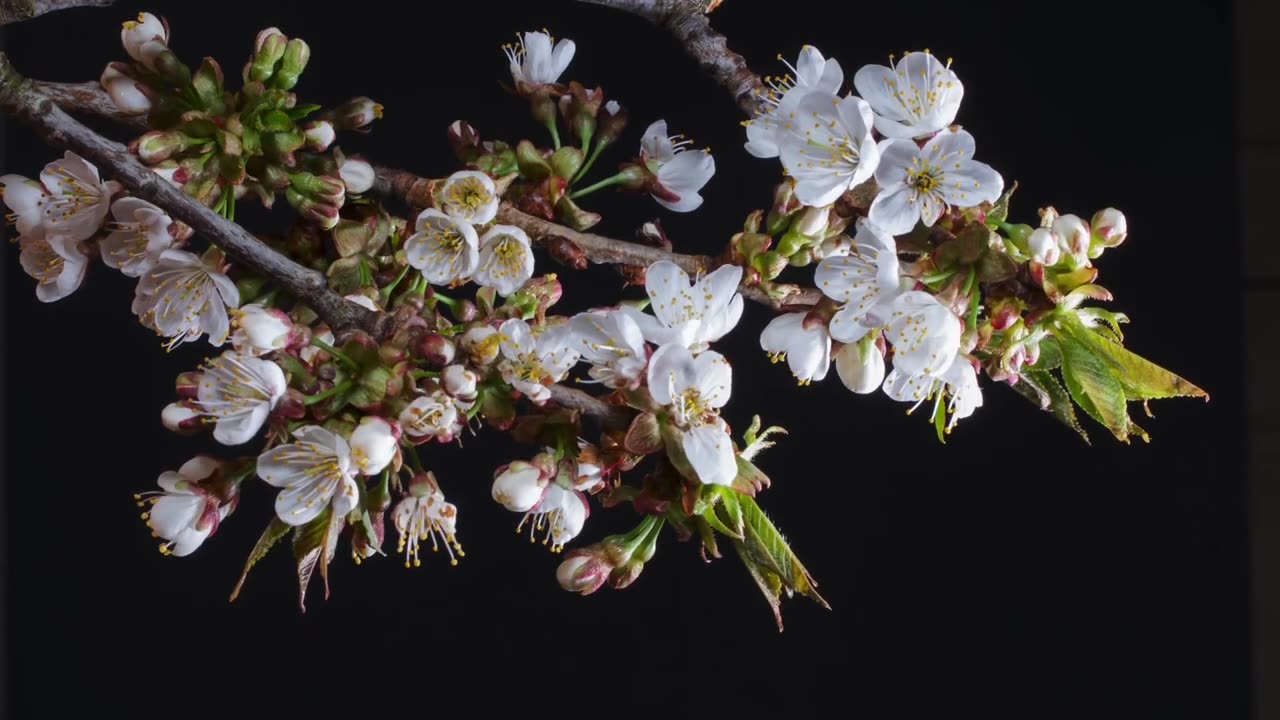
229,516,291,602
1058,330,1140,442
738,495,828,611
1012,368,1090,443
292,506,333,612
1057,314,1207,403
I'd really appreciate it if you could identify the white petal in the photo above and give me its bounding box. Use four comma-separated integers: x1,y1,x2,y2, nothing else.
646,343,697,406
550,38,576,81
641,120,674,163
657,150,715,195
691,350,732,408
835,340,885,394
683,424,737,486
213,404,270,445
694,293,742,347
938,160,1004,207
332,474,359,517
148,494,203,539
744,120,780,159
178,455,219,481
873,139,919,187
499,318,536,360
645,261,694,328
169,526,212,557
853,64,913,123
760,313,806,354
883,367,935,403
867,184,920,235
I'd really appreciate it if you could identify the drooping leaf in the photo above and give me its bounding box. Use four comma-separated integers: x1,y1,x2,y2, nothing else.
318,503,346,601
738,495,828,611
1058,330,1139,442
1035,336,1063,371
733,540,785,632
1057,314,1208,403
229,516,291,602
292,506,333,612
1011,368,1089,443
984,180,1018,226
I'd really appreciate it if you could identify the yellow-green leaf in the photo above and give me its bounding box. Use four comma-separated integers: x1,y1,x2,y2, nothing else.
1012,368,1089,444
1059,331,1140,443
1058,314,1207,402
738,495,828,611
229,516,290,603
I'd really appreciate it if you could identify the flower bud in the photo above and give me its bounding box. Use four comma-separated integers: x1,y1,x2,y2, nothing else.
161,401,203,435
834,339,885,394
231,303,295,356
793,205,830,238
775,229,808,258
302,120,335,151
133,130,192,164
100,62,151,114
332,97,383,133
1051,214,1090,259
491,460,548,512
556,549,612,595
608,560,645,589
752,250,787,281
285,188,341,230
336,155,375,195
121,12,168,66
272,38,310,90
1027,227,1061,266
290,171,345,206
442,364,478,401
413,334,456,367
349,416,399,476
1091,207,1127,249
987,297,1021,332
460,326,500,365
448,120,482,162
453,299,479,323
767,181,802,235
596,99,628,146
248,30,287,83
550,146,584,180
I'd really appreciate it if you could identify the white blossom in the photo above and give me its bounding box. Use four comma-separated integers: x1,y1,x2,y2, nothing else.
570,308,649,389
884,354,983,431
349,416,399,476
814,220,902,343
258,426,359,527
132,249,240,349
393,473,462,567
760,311,831,384
744,45,844,159
884,291,963,377
441,364,478,402
504,30,576,87
474,225,535,296
100,196,173,277
136,455,234,557
868,128,1003,235
18,235,88,303
194,351,287,445
1027,227,1061,265
778,93,880,207
492,460,549,512
621,261,743,353
639,120,715,212
497,318,579,404
647,344,737,486
100,63,151,114
337,155,375,194
230,303,294,356
121,12,169,70
2,151,120,243
853,50,964,140
439,170,499,225
834,338,885,394
518,484,589,552
399,392,462,443
404,208,480,285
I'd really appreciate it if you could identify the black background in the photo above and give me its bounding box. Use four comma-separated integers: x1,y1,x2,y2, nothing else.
1,0,1247,717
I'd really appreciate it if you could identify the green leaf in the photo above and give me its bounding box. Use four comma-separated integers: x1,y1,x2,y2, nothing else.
1057,314,1207,403
1035,336,1063,371
1012,368,1089,444
699,485,744,539
229,516,290,602
731,455,771,496
738,495,828,611
984,180,1018,226
287,103,322,120
258,109,294,133
1058,330,1139,442
732,541,786,631
292,506,333,612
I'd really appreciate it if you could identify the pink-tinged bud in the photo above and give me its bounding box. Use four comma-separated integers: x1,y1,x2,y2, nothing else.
248,30,287,83
302,120,336,151
332,96,383,133
290,172,345,206
337,156,375,194
1025,340,1042,367
285,188,341,230
460,326,500,366
254,27,285,52
447,120,481,161
834,339,885,394
121,12,168,66
608,561,645,589
1027,227,1061,266
491,460,548,512
133,130,192,164
556,550,612,595
162,402,203,435
988,297,1021,331
442,364,478,401
175,371,201,399
100,62,151,114
413,334,456,367
1051,214,1091,258
453,299,479,323
1091,207,1128,249
230,303,295,356
273,38,310,90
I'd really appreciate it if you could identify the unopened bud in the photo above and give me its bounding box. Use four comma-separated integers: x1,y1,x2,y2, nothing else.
453,299,478,322
414,334,456,367
337,155,375,195
133,130,192,164
988,297,1021,331
161,402,203,435
775,229,808,258
302,120,335,151
492,460,549,512
100,62,151,114
460,325,501,365
285,188,340,230
272,38,310,90
793,205,830,238
249,30,287,83
332,97,383,133
289,172,345,206
1091,207,1127,249
1027,227,1061,266
752,250,787,281
556,550,612,595
767,181,801,235
608,560,645,589
121,12,169,65
1051,213,1091,258
596,99,628,146
442,364,478,401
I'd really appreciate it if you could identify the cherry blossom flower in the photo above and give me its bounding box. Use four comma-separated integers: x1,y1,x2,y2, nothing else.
136,455,235,557
868,128,1002,235
621,261,743,353
647,344,737,486
194,351,287,445
100,197,173,277
257,426,359,526
474,225,535,296
853,50,964,139
497,318,579,404
132,249,240,349
884,354,983,431
814,220,902,343
760,311,831,384
504,30,575,89
834,338,886,394
439,170,499,225
349,416,399,476
404,208,480,285
744,45,844,159
778,93,880,207
393,473,462,567
1,151,121,243
639,120,715,212
884,291,963,377
121,12,169,70
18,235,88,303
399,391,462,443
230,303,295,356
570,308,649,389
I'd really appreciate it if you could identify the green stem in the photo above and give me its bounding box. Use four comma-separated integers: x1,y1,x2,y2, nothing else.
432,291,458,309
379,265,411,304
412,369,439,380
311,338,358,369
546,120,561,150
303,380,352,406
405,445,425,474
571,139,609,186
569,172,627,200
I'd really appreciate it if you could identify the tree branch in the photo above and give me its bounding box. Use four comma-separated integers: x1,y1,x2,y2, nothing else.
575,0,765,118
0,53,390,339
0,0,110,25
548,385,631,430
34,81,147,129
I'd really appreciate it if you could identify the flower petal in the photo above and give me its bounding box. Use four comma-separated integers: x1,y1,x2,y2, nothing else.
683,424,737,486
867,184,919,235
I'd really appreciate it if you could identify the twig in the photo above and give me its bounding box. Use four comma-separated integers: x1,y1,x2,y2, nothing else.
548,385,631,430
35,81,147,129
574,0,766,118
0,53,391,339
0,0,110,25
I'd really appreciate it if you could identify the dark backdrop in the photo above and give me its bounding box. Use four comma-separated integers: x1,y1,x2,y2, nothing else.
1,1,1247,717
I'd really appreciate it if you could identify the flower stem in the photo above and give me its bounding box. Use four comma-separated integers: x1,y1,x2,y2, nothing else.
405,445,425,474
412,369,439,380
571,139,609,186
303,380,352,406
569,172,627,200
432,291,458,309
546,119,561,150
379,265,411,304
311,338,358,369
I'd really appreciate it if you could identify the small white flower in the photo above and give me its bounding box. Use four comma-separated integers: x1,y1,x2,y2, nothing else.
575,442,606,492
100,196,173,277
884,354,983,431
404,208,480,285
853,50,964,139
349,416,399,476
834,338,886,394
570,308,649,389
814,220,902,343
647,344,737,486
518,484,589,552
778,93,880,207
2,152,121,243
745,45,844,159
394,473,462,567
100,63,151,114
868,128,1003,235
18,234,88,303
492,460,549,512
760,311,831,384
504,30,575,87
337,155,375,194
474,225,535,296
121,12,169,69
194,351,287,445
621,261,743,353
399,392,462,443
230,303,294,356
884,291,963,377
136,455,234,557
258,426,359,526
161,401,201,433
640,120,715,212
497,318,579,404
132,249,240,349
439,170,499,225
